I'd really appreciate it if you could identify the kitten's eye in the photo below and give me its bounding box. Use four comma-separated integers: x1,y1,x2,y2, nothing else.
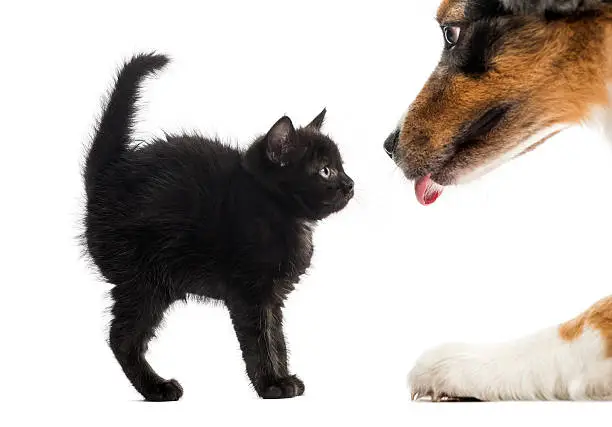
319,166,331,179
442,25,461,48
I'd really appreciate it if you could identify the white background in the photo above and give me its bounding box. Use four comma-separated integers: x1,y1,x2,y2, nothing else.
2,0,611,425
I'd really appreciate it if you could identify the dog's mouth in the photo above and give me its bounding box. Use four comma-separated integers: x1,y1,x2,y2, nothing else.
399,105,513,206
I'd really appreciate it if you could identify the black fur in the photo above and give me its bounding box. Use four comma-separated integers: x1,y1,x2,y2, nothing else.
446,0,610,78
501,0,611,15
465,0,611,19
451,103,513,152
83,53,354,401
465,0,509,21
443,18,517,77
456,21,502,75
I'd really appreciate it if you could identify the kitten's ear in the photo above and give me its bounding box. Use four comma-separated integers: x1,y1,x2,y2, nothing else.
306,108,326,131
501,0,604,15
266,116,298,165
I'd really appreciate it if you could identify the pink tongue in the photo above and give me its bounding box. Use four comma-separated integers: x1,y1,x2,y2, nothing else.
415,174,444,206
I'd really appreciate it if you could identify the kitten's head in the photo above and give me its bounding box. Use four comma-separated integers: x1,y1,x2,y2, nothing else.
244,109,354,221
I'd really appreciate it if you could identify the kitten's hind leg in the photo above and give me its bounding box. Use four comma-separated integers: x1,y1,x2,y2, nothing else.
109,284,183,402
228,301,304,399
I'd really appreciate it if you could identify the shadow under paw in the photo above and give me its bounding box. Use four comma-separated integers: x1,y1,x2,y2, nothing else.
412,391,482,403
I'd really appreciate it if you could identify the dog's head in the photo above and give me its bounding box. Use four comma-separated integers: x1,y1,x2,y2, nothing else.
385,0,612,205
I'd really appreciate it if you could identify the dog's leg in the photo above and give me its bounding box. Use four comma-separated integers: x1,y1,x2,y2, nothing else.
409,296,612,401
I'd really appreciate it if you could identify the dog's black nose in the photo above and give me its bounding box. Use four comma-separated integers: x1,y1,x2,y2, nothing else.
384,128,400,158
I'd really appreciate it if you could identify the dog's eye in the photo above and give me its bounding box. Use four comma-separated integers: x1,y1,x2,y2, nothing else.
319,166,332,179
442,26,461,48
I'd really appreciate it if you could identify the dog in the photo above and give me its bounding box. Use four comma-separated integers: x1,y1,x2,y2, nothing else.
385,0,612,401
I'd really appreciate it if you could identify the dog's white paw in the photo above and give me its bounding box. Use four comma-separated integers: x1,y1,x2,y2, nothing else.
408,327,612,401
408,343,489,402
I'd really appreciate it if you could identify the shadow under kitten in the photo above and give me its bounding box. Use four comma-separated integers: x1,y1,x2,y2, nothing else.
83,53,354,401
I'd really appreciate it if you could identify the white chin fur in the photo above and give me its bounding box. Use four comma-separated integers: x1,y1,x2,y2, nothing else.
584,84,612,142
455,124,568,185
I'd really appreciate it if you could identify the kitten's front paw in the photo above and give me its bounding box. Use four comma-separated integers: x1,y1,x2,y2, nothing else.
259,375,305,399
141,378,184,402
408,344,485,402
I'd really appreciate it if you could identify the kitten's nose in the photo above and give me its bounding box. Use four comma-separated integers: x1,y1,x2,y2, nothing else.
384,128,400,159
342,176,354,194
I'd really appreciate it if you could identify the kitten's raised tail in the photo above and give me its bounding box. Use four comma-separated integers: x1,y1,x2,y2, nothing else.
84,52,169,193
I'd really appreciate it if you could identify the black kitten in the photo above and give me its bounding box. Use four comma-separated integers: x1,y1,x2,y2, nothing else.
83,53,354,401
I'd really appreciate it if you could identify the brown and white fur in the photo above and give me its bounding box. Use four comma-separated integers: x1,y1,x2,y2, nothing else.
384,0,612,401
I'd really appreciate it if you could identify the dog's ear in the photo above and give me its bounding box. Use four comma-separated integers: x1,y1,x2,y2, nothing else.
501,0,608,15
